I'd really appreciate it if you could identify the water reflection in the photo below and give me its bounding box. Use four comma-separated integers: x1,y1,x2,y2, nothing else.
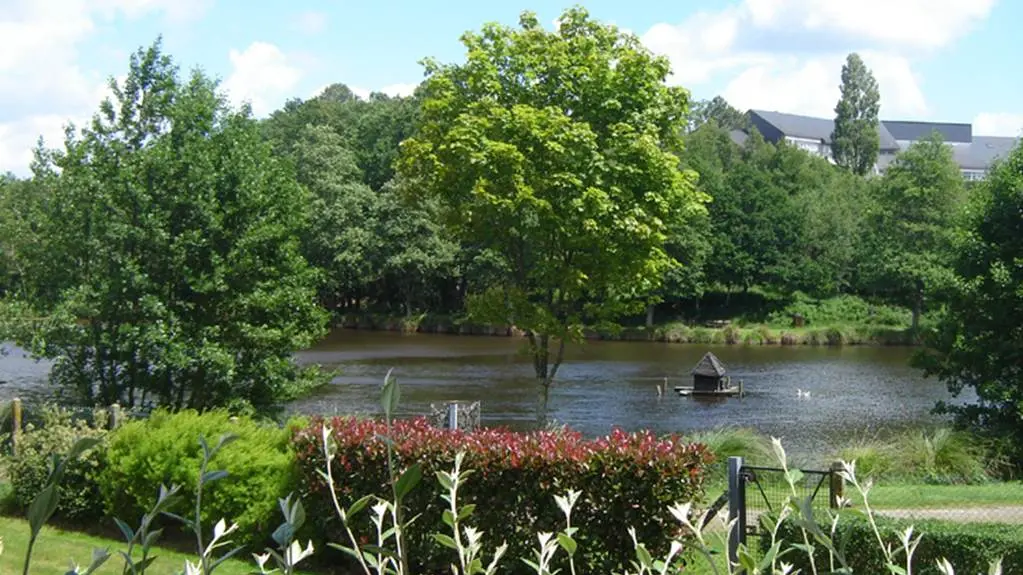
290,330,971,462
0,330,971,463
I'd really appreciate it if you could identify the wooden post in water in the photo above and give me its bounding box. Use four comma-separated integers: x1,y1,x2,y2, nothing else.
108,403,123,430
11,398,22,457
829,461,846,508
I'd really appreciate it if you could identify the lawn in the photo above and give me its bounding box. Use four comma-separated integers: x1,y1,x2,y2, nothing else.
853,481,1023,509
0,516,314,575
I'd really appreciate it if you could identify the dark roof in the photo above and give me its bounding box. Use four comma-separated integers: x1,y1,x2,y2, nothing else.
954,136,1019,170
883,120,972,144
729,129,748,146
749,110,899,151
691,352,727,377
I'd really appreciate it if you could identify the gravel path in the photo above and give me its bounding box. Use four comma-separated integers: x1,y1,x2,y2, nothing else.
699,505,1023,532
875,506,1023,524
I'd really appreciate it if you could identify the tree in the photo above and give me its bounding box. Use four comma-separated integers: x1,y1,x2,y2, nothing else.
292,123,382,311
867,132,964,331
8,40,328,413
688,96,749,132
913,142,1023,463
262,84,420,191
831,53,881,176
398,8,706,424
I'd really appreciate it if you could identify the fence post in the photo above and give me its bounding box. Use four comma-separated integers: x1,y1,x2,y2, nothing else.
727,456,746,566
446,402,459,430
11,398,22,457
829,461,845,508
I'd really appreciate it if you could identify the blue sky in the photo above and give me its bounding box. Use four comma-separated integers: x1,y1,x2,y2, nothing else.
2,0,1020,175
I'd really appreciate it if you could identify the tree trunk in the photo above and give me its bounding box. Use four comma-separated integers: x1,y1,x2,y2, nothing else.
528,332,567,428
912,280,924,333
912,292,922,333
645,304,655,329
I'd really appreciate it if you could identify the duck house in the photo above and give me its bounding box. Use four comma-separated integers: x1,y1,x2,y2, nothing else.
675,352,745,397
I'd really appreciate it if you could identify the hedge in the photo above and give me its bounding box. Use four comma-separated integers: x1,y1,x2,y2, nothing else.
293,416,713,575
765,512,1023,574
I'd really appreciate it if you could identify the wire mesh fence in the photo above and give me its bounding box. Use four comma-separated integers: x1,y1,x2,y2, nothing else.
741,464,836,536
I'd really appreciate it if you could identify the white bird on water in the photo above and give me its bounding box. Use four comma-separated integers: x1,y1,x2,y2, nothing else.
796,388,811,399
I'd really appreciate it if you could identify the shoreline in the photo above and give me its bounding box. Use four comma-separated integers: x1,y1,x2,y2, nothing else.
334,313,921,347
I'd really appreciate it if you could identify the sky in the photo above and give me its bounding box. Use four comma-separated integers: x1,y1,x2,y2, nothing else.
2,0,1021,175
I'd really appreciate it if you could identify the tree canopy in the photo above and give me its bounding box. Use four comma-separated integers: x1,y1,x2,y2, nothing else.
914,141,1023,457
2,40,328,413
397,7,708,422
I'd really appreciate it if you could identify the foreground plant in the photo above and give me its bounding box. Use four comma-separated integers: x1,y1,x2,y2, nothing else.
322,369,422,575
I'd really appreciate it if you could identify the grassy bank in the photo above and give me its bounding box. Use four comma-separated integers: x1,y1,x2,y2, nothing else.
0,516,302,575
693,425,1020,513
335,313,920,346
336,289,922,345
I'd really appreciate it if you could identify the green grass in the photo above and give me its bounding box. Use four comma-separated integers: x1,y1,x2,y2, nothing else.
849,482,1023,509
0,516,315,575
834,427,1006,484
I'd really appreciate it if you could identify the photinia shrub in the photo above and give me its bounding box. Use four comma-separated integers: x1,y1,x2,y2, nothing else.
292,416,712,575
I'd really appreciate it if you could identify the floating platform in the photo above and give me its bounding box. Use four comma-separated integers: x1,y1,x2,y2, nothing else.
674,385,745,397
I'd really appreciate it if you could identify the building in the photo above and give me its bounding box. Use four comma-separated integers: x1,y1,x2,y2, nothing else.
737,109,1019,181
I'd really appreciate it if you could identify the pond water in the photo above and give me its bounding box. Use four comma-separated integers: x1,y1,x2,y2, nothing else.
0,330,969,462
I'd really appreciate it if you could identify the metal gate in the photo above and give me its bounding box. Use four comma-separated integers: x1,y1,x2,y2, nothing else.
725,457,844,564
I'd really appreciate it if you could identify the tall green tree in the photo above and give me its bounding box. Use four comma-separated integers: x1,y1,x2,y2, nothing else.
9,40,328,413
831,53,881,176
292,123,382,311
688,96,749,132
867,132,964,331
914,142,1023,464
262,84,420,191
398,8,707,424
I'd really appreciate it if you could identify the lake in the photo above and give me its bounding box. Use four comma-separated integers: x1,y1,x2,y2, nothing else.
1,329,968,463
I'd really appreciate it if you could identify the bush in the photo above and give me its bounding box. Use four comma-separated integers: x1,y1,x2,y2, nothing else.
767,513,1023,574
98,409,298,548
765,293,911,327
293,417,712,575
2,404,108,523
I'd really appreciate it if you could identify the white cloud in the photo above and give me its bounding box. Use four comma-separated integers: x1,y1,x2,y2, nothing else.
742,0,994,50
972,113,1023,137
221,42,304,117
641,0,993,120
292,11,327,35
349,83,418,100
0,0,210,176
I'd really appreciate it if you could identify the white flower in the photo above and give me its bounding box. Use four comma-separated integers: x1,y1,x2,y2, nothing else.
252,551,272,572
285,540,315,566
212,518,238,542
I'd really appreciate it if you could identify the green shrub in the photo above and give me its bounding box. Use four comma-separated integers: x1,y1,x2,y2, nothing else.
293,417,712,575
98,409,297,548
765,293,911,327
767,513,1023,574
2,404,108,523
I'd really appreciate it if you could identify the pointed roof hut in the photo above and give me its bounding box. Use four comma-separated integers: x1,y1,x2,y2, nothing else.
690,352,729,391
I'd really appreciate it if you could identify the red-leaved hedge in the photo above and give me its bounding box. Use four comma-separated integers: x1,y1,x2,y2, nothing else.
292,416,713,574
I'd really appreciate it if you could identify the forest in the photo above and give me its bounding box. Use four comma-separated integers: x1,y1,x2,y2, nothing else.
0,9,1020,447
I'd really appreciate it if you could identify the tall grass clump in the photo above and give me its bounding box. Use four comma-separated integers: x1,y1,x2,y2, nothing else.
834,427,997,484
